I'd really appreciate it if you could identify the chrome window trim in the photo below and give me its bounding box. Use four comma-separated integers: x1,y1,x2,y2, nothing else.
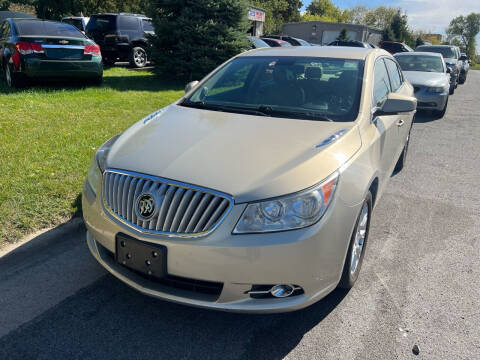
101,169,235,239
41,44,85,50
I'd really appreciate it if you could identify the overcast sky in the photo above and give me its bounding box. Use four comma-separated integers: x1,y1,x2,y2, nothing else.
302,0,480,49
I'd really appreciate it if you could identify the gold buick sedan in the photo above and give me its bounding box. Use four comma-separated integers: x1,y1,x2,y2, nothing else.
82,47,416,313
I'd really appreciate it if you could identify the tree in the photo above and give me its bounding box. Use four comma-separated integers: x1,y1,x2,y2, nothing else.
0,0,10,10
336,28,348,41
446,13,480,59
252,0,303,34
348,5,368,25
148,0,249,80
305,0,350,23
34,0,148,20
363,6,398,30
383,10,414,47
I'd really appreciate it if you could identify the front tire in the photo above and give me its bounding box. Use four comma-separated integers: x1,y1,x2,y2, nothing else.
130,46,147,68
434,98,448,119
338,192,372,289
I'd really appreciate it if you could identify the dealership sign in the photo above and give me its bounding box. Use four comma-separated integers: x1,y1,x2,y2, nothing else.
248,8,265,22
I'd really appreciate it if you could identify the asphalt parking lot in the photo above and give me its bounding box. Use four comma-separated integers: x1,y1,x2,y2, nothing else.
1,71,479,360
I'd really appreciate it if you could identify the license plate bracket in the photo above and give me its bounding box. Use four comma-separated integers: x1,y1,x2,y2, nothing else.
115,234,167,279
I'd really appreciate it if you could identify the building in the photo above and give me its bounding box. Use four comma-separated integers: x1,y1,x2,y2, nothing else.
282,21,383,45
248,6,266,37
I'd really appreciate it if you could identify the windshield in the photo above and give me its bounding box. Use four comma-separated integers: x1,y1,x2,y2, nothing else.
182,56,364,122
417,46,456,59
85,15,115,33
396,55,444,73
15,20,84,38
249,37,269,49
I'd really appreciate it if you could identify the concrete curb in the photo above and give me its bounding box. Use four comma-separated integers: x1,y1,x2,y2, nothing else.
0,217,85,260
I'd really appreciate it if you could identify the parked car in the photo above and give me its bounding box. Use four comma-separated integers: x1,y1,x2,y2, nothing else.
395,52,450,117
85,13,154,68
328,40,374,48
83,46,416,313
415,45,461,91
459,52,469,84
260,37,291,47
248,36,269,49
380,41,413,54
263,35,312,46
61,16,90,34
0,18,103,88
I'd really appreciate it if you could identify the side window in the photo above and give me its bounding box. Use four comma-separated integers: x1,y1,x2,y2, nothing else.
118,16,139,31
142,20,153,32
384,59,402,92
0,22,9,39
373,59,391,107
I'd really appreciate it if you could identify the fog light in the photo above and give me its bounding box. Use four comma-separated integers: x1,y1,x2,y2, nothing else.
270,284,295,298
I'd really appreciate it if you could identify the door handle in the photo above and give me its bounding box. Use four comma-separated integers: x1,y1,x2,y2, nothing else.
396,119,405,127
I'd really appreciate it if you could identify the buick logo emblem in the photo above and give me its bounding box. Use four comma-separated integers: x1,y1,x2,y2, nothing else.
136,193,156,220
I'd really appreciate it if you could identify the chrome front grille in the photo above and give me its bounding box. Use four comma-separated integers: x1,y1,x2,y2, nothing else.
103,170,233,237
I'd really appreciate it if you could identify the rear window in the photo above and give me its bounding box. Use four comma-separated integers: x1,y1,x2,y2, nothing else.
85,15,116,33
417,46,456,59
62,19,84,31
142,19,153,32
15,20,83,38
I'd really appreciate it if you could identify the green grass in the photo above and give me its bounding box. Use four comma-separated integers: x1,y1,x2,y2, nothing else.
0,67,183,245
471,64,480,70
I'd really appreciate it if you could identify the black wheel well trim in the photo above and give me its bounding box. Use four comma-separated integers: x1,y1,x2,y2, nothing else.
368,177,379,208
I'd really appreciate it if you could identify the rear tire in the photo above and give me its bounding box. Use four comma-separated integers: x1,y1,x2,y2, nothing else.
449,85,455,95
130,46,147,68
339,192,372,289
4,62,25,88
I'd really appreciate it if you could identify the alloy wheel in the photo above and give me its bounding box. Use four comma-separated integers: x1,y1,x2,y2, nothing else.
134,48,147,67
350,202,369,275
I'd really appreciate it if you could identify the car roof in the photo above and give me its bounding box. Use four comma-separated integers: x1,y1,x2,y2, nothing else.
395,51,442,57
417,44,454,48
242,46,382,60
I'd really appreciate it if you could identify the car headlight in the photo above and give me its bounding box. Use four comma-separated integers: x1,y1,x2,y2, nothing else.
96,134,121,172
233,173,338,234
86,134,121,196
427,87,444,93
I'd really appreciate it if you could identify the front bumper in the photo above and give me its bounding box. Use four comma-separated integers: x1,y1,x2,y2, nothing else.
413,87,448,110
22,57,103,79
82,175,360,313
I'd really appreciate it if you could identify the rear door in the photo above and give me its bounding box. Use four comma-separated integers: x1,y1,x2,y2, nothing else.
384,57,412,157
372,58,401,177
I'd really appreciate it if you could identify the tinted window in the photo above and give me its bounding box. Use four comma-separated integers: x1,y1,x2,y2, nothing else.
118,16,139,31
384,59,402,91
142,19,153,32
85,15,115,33
15,20,83,38
396,55,444,73
184,56,364,122
373,60,391,107
63,19,84,32
416,46,456,59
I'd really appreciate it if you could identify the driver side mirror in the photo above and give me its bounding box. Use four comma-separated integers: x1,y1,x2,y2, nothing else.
185,80,199,94
446,67,451,73
460,55,467,61
373,93,416,118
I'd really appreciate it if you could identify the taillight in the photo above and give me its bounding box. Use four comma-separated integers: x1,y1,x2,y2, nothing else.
16,41,44,55
84,44,101,57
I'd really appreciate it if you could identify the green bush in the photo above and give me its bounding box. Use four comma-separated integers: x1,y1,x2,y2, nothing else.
147,0,250,81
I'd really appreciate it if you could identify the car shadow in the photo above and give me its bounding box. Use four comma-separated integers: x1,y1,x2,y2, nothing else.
413,110,441,123
0,224,349,359
0,74,183,93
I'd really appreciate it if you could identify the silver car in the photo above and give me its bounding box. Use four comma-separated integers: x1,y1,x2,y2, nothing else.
82,47,416,313
395,52,450,118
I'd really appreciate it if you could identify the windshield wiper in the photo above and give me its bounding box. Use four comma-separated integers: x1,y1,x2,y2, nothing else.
182,101,269,117
257,105,335,122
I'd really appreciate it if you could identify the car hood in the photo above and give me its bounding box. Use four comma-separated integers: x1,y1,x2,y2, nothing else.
106,105,362,203
403,71,450,87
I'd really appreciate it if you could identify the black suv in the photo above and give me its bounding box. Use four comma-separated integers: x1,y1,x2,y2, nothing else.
86,13,154,68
